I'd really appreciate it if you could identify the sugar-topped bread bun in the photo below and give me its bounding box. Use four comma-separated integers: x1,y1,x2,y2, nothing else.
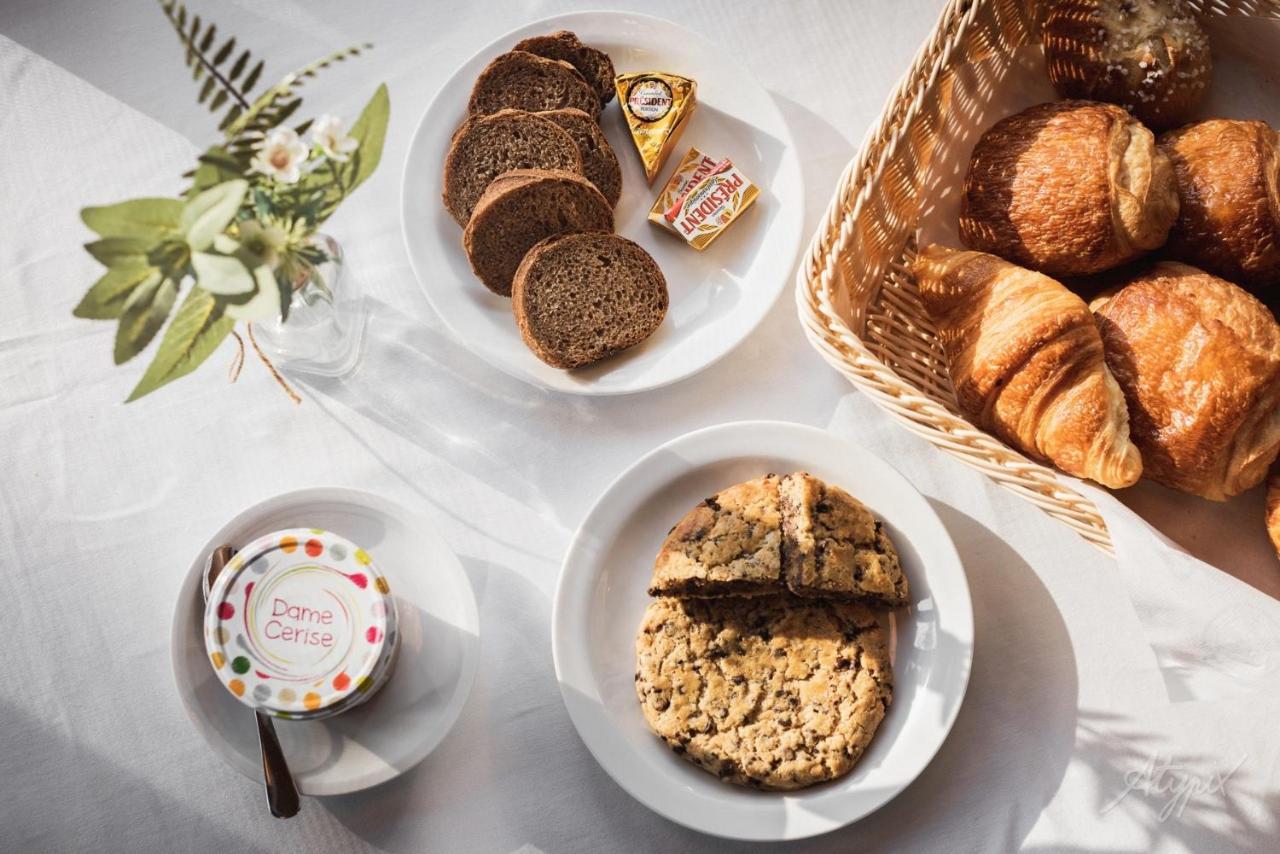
960,100,1179,277
1043,0,1211,130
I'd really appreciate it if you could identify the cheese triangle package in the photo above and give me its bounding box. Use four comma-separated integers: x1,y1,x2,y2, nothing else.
615,71,697,183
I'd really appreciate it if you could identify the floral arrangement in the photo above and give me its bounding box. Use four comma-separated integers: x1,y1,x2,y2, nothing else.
74,1,389,402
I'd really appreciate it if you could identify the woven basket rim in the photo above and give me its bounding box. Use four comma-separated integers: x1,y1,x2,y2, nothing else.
794,0,1118,553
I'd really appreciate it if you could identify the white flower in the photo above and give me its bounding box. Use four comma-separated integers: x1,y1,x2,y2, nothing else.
309,114,358,162
250,127,308,183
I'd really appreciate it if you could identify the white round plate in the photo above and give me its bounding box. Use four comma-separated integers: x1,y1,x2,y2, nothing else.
552,422,973,840
401,11,803,395
171,487,480,796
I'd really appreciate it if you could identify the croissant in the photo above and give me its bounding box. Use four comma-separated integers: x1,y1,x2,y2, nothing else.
1091,262,1280,500
959,100,1179,276
1160,119,1280,291
914,245,1142,488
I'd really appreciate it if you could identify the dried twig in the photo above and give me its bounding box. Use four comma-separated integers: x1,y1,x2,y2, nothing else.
247,323,301,404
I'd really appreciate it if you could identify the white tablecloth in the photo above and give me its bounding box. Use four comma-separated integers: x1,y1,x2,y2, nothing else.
1,2,1277,852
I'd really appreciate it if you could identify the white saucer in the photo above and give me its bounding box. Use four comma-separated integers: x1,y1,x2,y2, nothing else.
552,421,974,840
401,11,804,395
170,487,479,796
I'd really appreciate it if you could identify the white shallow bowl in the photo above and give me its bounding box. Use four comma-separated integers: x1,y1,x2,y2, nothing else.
552,421,974,840
401,11,803,395
171,487,479,796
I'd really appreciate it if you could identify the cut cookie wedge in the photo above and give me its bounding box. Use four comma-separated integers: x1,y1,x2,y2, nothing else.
468,50,601,117
442,109,583,227
648,475,783,597
780,472,909,607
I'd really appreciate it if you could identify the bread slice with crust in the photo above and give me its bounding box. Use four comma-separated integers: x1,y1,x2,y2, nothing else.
513,30,616,105
442,109,583,227
468,50,600,117
537,108,621,207
462,169,614,296
512,232,667,369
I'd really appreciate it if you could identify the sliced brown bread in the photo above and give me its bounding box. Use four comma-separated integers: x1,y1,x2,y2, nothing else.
537,108,622,207
442,110,583,227
512,232,668,369
468,51,600,118
513,30,616,105
463,169,614,296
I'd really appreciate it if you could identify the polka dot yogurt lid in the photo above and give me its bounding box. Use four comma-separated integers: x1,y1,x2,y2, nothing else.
204,528,398,719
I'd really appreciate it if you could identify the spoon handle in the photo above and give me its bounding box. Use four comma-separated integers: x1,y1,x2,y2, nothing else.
256,710,301,818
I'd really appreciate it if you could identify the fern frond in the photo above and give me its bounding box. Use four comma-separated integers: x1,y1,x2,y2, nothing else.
224,43,370,142
158,1,254,120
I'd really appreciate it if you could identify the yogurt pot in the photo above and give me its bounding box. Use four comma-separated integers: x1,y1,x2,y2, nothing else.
204,528,399,720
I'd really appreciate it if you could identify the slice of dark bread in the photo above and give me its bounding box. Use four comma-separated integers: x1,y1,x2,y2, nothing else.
512,232,668,369
468,51,600,118
442,109,583,227
537,108,621,207
513,31,616,105
463,169,614,296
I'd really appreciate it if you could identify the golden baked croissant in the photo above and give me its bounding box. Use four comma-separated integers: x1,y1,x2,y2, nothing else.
1092,262,1280,500
960,100,1179,276
914,244,1142,488
1160,119,1280,290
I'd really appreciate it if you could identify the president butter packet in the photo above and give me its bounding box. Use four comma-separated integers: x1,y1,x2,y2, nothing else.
661,156,760,251
648,146,721,231
204,527,399,720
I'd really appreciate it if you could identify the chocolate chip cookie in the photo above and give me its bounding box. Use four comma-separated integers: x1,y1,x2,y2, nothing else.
635,594,893,790
648,475,783,597
780,472,909,607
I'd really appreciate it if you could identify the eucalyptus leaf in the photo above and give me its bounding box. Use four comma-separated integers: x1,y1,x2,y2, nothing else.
73,267,156,320
191,251,256,295
180,179,247,250
126,286,234,402
85,236,155,269
81,198,183,238
114,274,177,364
224,263,281,322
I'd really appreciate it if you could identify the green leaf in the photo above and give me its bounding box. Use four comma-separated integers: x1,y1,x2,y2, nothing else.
126,286,234,402
85,236,154,269
242,59,264,94
187,146,243,197
73,267,156,319
191,250,255,295
228,47,247,80
344,83,389,194
82,198,183,238
180,179,247,250
214,36,235,66
114,273,176,364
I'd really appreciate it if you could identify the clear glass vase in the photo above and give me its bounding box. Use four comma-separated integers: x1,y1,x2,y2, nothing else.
251,234,365,377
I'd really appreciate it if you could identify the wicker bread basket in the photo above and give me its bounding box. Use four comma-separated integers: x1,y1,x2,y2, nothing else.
796,0,1277,554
